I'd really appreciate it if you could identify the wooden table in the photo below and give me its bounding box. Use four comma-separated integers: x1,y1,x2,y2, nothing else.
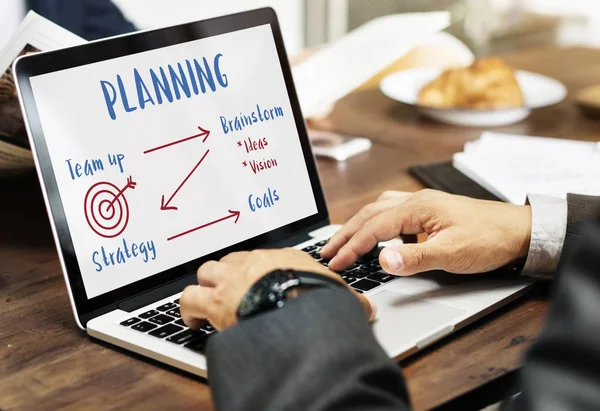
2,46,600,410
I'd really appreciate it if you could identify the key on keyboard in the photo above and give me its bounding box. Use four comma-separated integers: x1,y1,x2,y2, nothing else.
346,268,369,278
302,245,318,253
185,332,214,353
166,307,181,318
139,309,159,319
120,317,141,327
156,302,177,312
365,261,382,272
368,272,395,283
132,322,158,332
149,324,183,339
198,320,215,332
148,314,174,325
345,263,361,271
351,279,381,292
341,275,356,285
309,251,322,260
167,329,206,345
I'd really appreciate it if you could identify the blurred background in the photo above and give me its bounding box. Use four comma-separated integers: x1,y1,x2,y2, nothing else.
113,0,600,56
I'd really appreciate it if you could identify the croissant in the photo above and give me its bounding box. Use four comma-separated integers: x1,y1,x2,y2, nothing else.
418,57,524,109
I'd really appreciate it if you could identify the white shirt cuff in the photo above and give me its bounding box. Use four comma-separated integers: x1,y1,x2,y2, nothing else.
522,194,567,279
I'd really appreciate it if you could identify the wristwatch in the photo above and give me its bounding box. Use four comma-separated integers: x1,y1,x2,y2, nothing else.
237,269,344,320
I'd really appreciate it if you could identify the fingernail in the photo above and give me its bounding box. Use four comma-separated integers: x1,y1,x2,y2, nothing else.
384,248,403,271
368,298,378,321
328,256,338,267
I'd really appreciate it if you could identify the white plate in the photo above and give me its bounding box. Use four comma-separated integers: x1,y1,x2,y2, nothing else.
380,68,567,127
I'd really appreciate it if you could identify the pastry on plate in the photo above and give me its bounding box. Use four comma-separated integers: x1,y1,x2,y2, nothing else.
418,57,524,109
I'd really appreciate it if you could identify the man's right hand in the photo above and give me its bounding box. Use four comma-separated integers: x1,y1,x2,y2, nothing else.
180,248,375,331
321,190,532,276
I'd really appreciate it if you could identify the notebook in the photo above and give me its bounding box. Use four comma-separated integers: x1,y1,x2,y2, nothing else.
452,132,600,204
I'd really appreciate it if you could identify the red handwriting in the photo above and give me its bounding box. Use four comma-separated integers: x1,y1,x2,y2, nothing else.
249,158,278,175
144,126,210,154
144,125,211,211
109,176,137,208
167,209,241,241
161,149,210,211
84,176,137,239
238,137,268,154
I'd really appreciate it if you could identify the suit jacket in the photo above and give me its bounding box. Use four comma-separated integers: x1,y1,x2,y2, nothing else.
563,194,600,259
206,195,600,411
28,0,135,40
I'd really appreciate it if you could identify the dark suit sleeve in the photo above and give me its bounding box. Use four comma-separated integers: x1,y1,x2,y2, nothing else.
502,219,600,411
206,288,410,411
563,194,600,258
29,0,136,40
82,0,136,40
207,201,600,411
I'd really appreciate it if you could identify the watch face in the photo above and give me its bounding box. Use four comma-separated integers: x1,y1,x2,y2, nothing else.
238,279,269,317
237,270,294,318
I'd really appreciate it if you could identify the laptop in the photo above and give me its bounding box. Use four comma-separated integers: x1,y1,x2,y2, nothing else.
14,8,532,378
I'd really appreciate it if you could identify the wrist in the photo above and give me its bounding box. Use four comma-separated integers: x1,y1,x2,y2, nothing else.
237,270,344,320
516,205,533,259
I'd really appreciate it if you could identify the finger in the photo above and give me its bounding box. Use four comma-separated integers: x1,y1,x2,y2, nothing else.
321,197,411,260
179,285,216,329
197,261,231,287
378,191,412,201
328,205,423,271
354,291,377,322
379,241,445,276
219,251,251,263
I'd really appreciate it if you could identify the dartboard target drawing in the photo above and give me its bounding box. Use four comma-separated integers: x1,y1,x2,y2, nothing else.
84,176,137,238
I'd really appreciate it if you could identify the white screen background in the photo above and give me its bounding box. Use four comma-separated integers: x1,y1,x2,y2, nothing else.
30,25,317,298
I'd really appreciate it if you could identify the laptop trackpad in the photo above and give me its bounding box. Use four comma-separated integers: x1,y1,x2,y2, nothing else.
370,290,466,355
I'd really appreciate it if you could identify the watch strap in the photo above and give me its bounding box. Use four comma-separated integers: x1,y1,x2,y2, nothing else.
237,270,345,320
292,271,345,289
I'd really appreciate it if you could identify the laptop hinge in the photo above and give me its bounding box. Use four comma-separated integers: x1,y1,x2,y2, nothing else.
117,273,197,313
263,220,329,249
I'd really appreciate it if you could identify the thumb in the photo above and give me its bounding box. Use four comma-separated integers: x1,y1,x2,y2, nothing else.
379,242,443,276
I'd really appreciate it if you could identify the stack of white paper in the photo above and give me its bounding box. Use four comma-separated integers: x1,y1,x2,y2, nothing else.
293,12,450,118
453,132,600,204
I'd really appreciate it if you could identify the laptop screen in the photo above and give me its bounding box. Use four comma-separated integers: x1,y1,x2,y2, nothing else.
28,24,318,299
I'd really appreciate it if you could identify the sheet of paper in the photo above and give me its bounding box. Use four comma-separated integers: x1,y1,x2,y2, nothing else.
0,11,84,172
453,132,600,204
292,12,450,118
0,11,84,73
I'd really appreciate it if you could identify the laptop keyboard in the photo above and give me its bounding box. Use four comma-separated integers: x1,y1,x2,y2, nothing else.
305,239,392,293
119,238,392,352
120,298,216,353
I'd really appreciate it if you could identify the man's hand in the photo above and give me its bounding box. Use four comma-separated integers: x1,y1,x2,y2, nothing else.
180,248,375,331
321,189,532,276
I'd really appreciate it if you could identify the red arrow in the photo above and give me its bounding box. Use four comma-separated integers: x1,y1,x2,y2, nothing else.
144,126,210,154
108,176,137,208
167,209,241,241
161,149,210,211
